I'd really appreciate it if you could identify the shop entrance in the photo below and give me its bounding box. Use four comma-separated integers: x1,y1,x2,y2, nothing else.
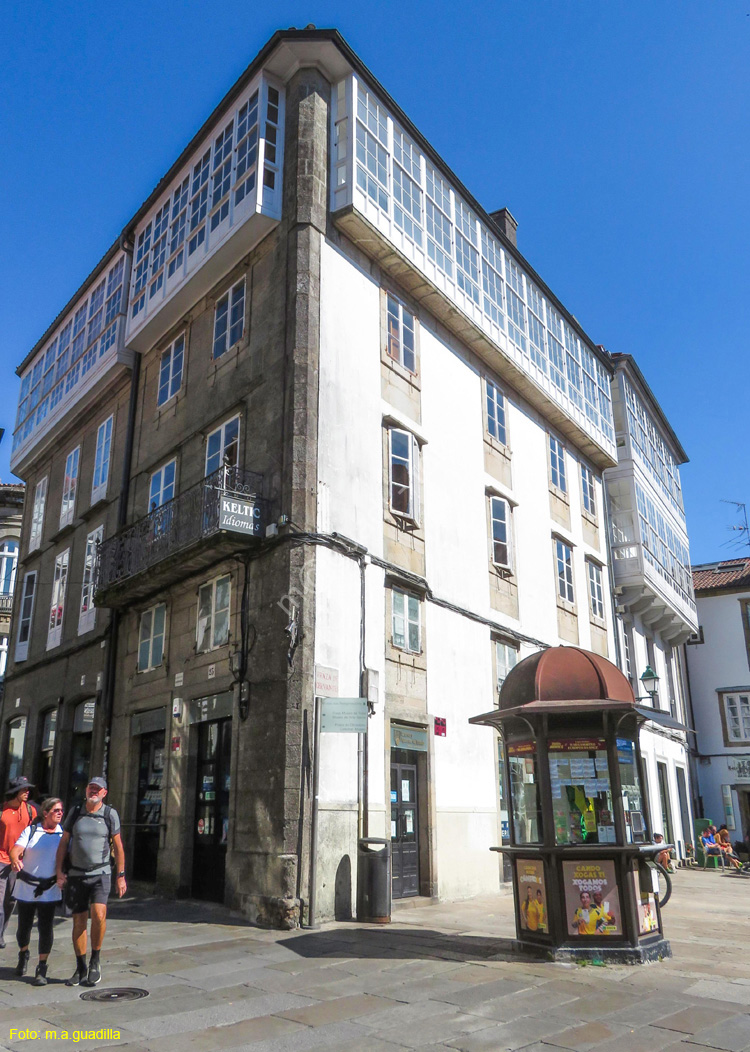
192,717,232,902
391,752,419,898
133,730,165,882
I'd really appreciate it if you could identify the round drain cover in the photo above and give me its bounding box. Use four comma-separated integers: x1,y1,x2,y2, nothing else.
80,987,150,1003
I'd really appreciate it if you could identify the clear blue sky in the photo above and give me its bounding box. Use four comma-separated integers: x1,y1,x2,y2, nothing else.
1,1,748,563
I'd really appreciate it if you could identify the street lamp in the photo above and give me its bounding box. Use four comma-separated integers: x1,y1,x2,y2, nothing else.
639,665,659,701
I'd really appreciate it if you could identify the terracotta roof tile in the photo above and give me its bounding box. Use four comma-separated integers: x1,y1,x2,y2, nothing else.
692,558,750,591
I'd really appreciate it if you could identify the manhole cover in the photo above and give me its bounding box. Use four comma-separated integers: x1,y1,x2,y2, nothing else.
80,987,150,1003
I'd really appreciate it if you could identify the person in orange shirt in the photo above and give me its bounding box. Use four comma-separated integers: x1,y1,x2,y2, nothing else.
0,777,38,949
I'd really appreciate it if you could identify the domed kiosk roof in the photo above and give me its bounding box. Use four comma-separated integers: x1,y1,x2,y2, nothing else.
470,645,683,732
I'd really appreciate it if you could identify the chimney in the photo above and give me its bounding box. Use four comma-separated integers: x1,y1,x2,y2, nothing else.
490,208,518,248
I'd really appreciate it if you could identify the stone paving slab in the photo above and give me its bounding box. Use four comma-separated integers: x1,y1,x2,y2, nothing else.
0,869,748,1052
685,1014,750,1052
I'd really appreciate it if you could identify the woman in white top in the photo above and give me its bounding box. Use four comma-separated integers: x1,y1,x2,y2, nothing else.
10,797,64,985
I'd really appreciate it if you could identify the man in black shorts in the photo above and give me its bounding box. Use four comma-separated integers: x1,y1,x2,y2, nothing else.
55,777,126,986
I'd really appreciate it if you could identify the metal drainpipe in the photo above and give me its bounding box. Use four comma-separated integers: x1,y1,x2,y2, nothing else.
101,351,141,780
602,479,623,672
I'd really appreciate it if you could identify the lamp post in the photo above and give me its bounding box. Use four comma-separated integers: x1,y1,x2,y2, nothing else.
639,665,659,702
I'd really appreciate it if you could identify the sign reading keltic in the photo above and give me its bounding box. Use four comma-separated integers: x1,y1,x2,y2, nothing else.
219,495,261,535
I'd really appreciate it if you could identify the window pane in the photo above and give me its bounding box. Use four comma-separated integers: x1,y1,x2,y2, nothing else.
508,742,542,844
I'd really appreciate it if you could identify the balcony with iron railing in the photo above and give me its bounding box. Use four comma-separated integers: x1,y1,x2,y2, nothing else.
0,592,13,617
95,466,268,608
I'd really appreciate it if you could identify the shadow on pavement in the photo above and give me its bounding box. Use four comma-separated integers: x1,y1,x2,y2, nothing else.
280,927,533,964
104,893,254,927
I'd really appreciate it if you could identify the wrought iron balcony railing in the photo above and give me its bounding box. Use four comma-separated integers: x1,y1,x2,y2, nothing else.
96,466,265,599
0,592,13,615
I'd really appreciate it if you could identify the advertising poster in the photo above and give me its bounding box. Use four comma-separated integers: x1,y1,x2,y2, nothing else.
516,859,548,934
632,869,659,934
563,859,622,936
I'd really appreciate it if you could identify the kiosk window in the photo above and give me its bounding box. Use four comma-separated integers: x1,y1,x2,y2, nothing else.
508,742,542,844
549,738,615,845
617,736,645,843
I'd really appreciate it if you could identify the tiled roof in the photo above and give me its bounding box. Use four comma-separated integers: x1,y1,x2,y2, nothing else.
693,558,750,592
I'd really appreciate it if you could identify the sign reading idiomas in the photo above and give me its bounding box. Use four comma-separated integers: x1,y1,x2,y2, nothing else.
220,495,261,536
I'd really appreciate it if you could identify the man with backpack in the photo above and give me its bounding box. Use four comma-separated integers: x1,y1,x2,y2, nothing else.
0,776,38,949
55,776,126,986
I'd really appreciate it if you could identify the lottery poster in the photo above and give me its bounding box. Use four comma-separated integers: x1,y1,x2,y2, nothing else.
563,859,622,937
516,858,548,934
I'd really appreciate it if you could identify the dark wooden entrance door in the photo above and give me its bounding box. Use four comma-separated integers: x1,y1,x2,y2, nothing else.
133,730,165,882
391,760,419,898
192,718,232,902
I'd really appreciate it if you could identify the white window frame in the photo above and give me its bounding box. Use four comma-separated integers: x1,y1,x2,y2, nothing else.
92,416,113,504
138,603,167,671
724,694,750,743
388,428,420,523
549,434,567,494
489,495,512,571
580,463,596,518
197,574,231,652
78,526,102,635
157,334,185,407
555,537,575,605
205,416,240,476
587,559,605,621
486,379,507,446
391,588,421,654
59,446,81,529
495,640,518,691
385,293,416,373
0,540,18,597
213,279,246,359
29,476,47,552
15,571,37,661
149,459,177,511
46,548,70,651
0,634,8,681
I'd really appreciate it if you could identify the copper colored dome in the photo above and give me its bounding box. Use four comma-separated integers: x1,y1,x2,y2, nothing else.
499,646,635,711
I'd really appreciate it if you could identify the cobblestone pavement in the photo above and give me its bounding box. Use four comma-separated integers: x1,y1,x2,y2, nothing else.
0,868,748,1052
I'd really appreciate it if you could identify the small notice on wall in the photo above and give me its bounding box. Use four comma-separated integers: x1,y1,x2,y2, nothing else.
434,717,446,737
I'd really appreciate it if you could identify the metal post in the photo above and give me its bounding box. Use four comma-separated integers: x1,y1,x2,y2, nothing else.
307,695,322,929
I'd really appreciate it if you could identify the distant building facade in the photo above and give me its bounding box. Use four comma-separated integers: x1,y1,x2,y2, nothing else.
0,482,24,710
1,28,700,923
686,559,750,844
605,354,698,858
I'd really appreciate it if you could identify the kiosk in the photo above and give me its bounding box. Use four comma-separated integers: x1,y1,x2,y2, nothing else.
471,646,673,963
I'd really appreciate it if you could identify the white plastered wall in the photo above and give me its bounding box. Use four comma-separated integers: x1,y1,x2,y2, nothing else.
316,236,619,914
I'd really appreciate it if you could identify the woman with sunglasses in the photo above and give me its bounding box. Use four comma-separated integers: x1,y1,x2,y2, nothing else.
9,798,64,985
